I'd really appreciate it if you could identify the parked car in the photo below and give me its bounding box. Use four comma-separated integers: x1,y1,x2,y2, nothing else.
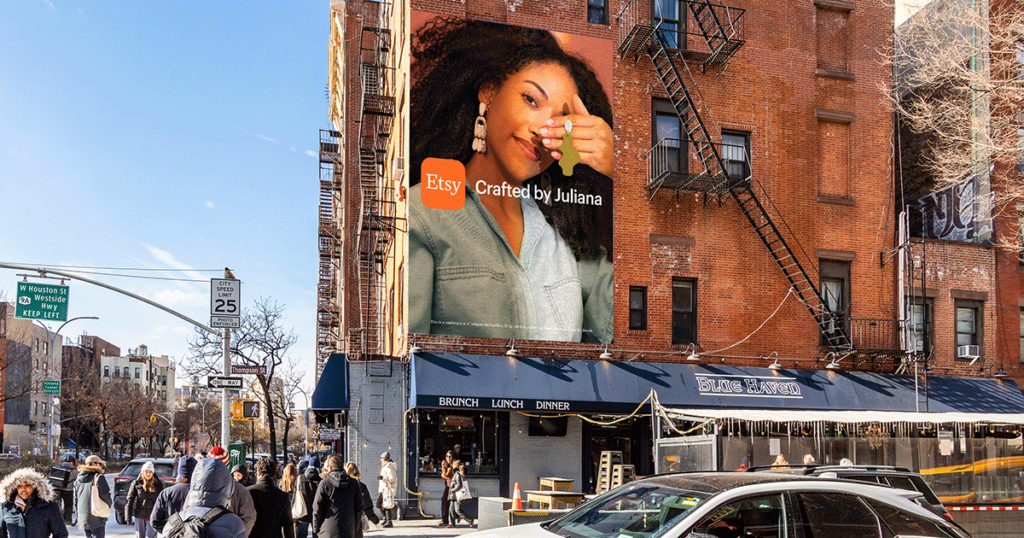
0,453,22,460
464,472,969,538
112,457,178,525
749,463,951,520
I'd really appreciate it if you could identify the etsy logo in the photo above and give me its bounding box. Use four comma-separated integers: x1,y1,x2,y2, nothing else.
420,158,466,211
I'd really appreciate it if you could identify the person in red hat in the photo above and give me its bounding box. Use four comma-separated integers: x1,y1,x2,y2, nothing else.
207,446,257,534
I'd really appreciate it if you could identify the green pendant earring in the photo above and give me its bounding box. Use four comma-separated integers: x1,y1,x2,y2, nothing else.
558,120,581,176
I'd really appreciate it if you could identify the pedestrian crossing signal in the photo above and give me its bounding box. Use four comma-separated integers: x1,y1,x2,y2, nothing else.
242,401,260,418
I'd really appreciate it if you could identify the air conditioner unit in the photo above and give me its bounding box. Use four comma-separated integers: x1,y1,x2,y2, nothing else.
958,345,980,360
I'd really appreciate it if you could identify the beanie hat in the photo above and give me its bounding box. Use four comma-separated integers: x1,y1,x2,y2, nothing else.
380,451,391,461
177,456,198,481
141,461,155,474
209,446,230,464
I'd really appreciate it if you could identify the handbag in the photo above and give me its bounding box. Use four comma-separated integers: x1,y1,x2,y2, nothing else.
90,483,111,518
292,487,308,519
455,478,472,502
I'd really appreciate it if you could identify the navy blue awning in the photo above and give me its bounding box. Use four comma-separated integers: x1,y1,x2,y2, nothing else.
312,353,350,410
409,353,1024,417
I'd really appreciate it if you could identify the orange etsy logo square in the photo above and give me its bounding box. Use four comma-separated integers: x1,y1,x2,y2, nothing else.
420,158,466,211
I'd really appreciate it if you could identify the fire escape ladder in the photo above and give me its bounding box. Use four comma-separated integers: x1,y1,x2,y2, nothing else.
642,32,851,349
355,0,396,360
729,184,852,349
645,35,728,196
686,0,745,67
317,129,344,366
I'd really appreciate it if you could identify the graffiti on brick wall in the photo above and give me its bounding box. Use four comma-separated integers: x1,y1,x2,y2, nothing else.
917,177,994,242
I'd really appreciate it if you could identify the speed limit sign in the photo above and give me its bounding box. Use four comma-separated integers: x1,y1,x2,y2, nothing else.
211,279,241,325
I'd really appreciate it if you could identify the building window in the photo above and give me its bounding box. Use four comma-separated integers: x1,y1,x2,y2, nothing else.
135,368,140,379
1020,308,1023,363
33,359,38,370
35,339,39,353
672,279,697,344
652,99,687,175
42,403,46,414
653,0,686,49
416,409,499,475
124,367,130,377
113,368,120,378
42,342,47,355
954,300,983,361
1018,203,1024,266
1018,127,1024,175
721,131,750,182
907,300,932,355
819,260,851,346
588,0,607,24
42,361,47,373
629,287,648,331
104,366,109,377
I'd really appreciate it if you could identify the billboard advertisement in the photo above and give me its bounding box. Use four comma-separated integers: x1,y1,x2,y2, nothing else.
408,13,614,343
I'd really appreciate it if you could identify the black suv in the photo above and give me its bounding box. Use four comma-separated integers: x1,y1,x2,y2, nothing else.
112,457,179,525
750,464,950,520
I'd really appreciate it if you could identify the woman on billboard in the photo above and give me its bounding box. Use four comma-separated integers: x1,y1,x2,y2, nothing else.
408,16,614,344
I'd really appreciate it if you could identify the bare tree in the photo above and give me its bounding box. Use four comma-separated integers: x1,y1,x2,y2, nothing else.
59,356,100,458
891,0,1024,246
187,297,297,460
269,357,306,461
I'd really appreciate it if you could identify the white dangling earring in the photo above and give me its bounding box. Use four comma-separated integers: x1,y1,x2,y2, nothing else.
472,102,487,153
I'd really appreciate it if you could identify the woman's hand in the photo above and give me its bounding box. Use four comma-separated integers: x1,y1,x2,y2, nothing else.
540,94,613,177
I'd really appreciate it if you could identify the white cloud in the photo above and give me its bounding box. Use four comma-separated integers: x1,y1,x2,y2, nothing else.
235,125,278,145
151,288,207,308
204,200,215,209
141,244,209,282
305,150,317,157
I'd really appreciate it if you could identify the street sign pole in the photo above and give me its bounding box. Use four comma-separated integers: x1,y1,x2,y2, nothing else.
220,270,234,449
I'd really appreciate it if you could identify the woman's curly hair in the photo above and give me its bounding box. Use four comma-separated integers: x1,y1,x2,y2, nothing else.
411,16,613,260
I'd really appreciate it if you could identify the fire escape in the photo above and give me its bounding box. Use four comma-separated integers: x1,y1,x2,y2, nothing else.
317,129,344,373
617,0,852,350
354,0,397,361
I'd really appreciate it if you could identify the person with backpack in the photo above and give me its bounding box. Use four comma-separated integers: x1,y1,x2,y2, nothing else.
343,462,378,538
125,461,165,538
247,457,294,538
0,467,68,538
161,458,245,538
294,457,321,538
312,454,361,538
208,446,256,534
151,456,197,536
74,455,111,538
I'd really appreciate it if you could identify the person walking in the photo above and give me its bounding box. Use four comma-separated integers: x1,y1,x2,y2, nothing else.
294,457,321,538
437,451,454,527
247,457,294,538
231,464,251,487
208,446,257,534
447,461,472,529
74,455,111,538
161,458,246,538
312,454,361,538
0,467,68,538
343,462,378,538
57,455,78,525
280,463,299,504
150,456,197,535
376,452,397,528
124,461,165,538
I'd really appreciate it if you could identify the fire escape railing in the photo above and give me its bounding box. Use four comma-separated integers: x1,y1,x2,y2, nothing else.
317,129,344,370
619,0,855,350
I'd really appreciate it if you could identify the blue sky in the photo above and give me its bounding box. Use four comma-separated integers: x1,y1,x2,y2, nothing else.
1,1,328,395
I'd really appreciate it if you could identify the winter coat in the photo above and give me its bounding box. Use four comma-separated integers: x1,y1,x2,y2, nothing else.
150,482,190,534
73,465,110,531
312,469,361,538
125,475,165,520
448,470,466,501
294,465,320,524
167,458,246,538
377,461,397,509
247,476,294,538
353,481,377,538
226,477,256,534
0,468,68,538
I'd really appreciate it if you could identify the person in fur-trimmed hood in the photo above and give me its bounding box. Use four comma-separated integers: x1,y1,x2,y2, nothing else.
0,467,69,538
74,454,111,537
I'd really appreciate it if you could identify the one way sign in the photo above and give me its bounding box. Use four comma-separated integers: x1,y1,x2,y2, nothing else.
207,376,243,389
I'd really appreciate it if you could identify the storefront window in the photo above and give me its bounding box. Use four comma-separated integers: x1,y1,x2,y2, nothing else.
417,409,498,475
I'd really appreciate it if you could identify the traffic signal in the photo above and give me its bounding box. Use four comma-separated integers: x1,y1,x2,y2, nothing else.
150,415,156,423
242,401,260,418
231,400,243,420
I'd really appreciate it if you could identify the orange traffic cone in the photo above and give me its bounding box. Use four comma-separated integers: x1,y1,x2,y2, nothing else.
512,482,523,510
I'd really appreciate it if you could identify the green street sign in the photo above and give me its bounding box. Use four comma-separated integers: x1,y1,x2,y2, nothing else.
15,282,69,321
42,380,60,395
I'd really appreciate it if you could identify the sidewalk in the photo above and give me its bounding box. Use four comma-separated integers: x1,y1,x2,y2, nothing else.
67,517,481,538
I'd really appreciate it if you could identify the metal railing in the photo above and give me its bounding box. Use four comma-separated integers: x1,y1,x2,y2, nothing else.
849,318,901,352
644,139,749,194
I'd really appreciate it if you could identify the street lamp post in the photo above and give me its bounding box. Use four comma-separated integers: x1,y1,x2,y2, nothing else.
150,412,175,456
292,387,312,458
34,316,98,460
188,398,213,452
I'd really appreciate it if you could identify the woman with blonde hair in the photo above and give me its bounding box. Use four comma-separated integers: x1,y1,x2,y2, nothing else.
344,462,379,538
125,461,165,538
280,463,298,502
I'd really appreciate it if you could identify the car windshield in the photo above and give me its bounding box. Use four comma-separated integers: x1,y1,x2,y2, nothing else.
545,482,710,538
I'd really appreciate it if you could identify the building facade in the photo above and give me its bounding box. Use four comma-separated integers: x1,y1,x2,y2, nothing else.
100,344,176,406
315,0,1024,520
1,303,63,455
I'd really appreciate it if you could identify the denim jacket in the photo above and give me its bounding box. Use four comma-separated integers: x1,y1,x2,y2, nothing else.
409,183,612,343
